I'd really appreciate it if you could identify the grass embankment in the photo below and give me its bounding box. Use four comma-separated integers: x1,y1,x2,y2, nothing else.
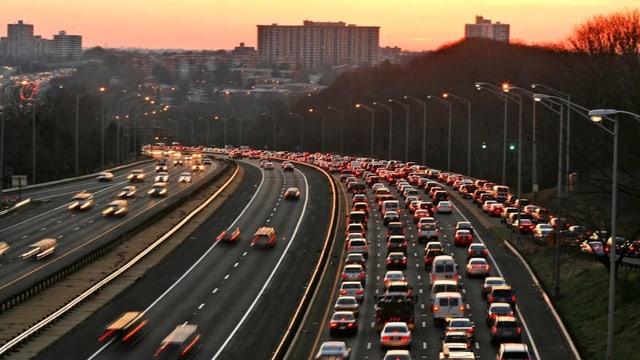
490,226,640,359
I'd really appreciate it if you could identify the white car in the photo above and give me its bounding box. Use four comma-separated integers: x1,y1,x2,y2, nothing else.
534,223,554,238
154,171,169,182
383,270,406,289
117,185,137,198
380,321,412,349
315,341,351,359
178,172,192,183
97,171,114,181
436,201,453,213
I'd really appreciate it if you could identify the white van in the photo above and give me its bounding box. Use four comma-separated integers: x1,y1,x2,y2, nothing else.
431,291,466,326
430,255,459,285
429,279,461,303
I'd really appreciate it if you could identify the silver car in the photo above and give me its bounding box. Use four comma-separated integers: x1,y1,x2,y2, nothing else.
339,281,365,302
380,321,412,349
334,296,360,317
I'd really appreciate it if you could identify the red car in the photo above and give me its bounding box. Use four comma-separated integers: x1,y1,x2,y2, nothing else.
454,229,473,246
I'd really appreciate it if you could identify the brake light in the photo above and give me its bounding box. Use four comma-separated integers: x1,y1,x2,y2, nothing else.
122,319,148,342
98,329,116,342
432,305,440,312
356,289,363,294
512,296,517,303
517,327,522,334
459,305,465,312
181,334,201,356
330,322,338,328
340,289,347,295
488,295,494,302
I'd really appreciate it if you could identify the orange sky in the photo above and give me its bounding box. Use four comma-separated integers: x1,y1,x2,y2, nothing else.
2,1,637,52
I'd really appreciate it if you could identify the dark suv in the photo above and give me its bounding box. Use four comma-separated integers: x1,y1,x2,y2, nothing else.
487,285,517,308
490,316,522,345
387,235,408,254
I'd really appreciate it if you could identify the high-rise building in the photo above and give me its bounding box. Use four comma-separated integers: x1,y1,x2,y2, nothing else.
257,21,379,71
5,20,35,59
465,16,510,42
52,31,82,60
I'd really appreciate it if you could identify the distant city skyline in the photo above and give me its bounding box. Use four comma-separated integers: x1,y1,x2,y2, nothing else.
2,0,637,52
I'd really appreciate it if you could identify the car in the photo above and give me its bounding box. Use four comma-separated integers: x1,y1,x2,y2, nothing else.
345,253,366,269
148,182,168,197
96,171,114,181
98,311,149,344
329,311,358,336
178,171,192,183
346,223,366,237
413,209,431,223
512,218,535,233
501,207,518,223
155,162,168,172
383,210,400,225
154,171,169,182
385,280,412,296
282,161,295,171
203,157,213,166
251,226,277,247
486,302,515,325
68,191,94,210
263,161,275,170
429,280,461,303
436,201,453,213
387,235,408,254
284,187,301,200
467,243,488,259
482,200,498,213
417,222,440,243
626,239,640,257
20,238,57,260
117,185,137,198
315,340,351,359
496,343,531,360
386,252,408,270
382,349,412,360
173,159,183,166
102,200,128,217
0,242,9,256
489,202,505,217
487,285,517,308
465,257,490,277
127,169,145,182
346,238,369,258
445,317,476,342
533,223,554,239
352,194,367,204
383,270,407,289
334,296,360,317
442,330,473,351
386,222,406,238
580,240,605,256
215,227,241,243
489,316,522,345
192,161,204,172
339,281,365,302
341,264,366,285
379,321,412,350
348,210,368,228
153,323,201,357
454,229,473,246
424,246,445,270
352,201,369,215
455,221,474,235
482,277,507,298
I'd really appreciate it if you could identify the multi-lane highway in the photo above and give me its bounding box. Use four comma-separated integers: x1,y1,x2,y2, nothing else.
34,158,335,359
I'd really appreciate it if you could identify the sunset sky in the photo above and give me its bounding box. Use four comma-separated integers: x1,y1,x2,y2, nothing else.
2,0,637,52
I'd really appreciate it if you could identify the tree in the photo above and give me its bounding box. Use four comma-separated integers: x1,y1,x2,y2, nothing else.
566,8,640,56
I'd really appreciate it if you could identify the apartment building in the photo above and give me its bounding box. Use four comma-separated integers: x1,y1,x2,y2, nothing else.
465,16,510,42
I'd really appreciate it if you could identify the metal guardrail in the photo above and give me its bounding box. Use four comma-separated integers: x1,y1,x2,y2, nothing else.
0,160,237,356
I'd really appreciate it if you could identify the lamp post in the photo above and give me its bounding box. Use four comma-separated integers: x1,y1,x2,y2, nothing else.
426,95,452,172
532,84,571,199
308,108,325,153
74,91,89,175
443,93,472,176
327,106,344,155
389,99,410,163
588,108,640,360
0,106,4,200
404,96,427,165
499,86,523,230
289,113,304,151
475,82,509,184
355,104,375,158
31,100,36,183
373,101,393,160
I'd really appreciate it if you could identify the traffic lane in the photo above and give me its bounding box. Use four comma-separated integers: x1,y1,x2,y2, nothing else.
448,188,575,359
35,161,265,360
214,164,333,359
0,163,220,296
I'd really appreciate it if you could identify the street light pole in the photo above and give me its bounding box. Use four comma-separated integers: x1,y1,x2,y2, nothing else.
373,101,393,160
587,108,640,360
289,113,304,151
427,95,452,172
327,106,344,155
475,83,510,184
443,93,472,175
0,106,4,201
389,99,410,163
355,104,375,158
32,101,36,183
404,96,427,166
74,92,89,175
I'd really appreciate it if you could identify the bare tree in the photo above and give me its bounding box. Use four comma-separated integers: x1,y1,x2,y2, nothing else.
567,8,640,55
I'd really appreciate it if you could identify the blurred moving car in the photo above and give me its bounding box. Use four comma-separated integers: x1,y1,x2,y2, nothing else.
0,242,9,256
68,192,94,211
102,200,128,217
178,172,192,183
98,311,148,344
148,182,168,197
20,238,57,260
97,171,114,181
153,323,201,357
155,171,169,182
251,226,277,247
315,341,351,359
127,169,145,182
118,185,137,198
284,187,301,200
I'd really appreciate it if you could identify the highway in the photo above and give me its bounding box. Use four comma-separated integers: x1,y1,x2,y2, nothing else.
0,156,218,300
34,158,335,359
299,171,577,359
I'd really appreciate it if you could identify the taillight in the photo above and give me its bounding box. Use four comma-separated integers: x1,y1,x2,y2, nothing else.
517,327,522,334
488,295,494,302
340,289,347,295
459,305,465,311
512,296,517,303
432,305,440,312
342,274,347,279
330,322,338,328
356,289,363,294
